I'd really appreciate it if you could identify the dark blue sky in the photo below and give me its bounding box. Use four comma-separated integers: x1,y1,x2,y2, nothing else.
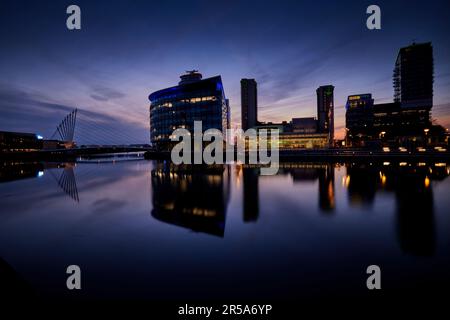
1,0,449,143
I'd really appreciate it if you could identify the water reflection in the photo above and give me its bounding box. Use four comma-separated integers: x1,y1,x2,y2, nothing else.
394,170,435,256
0,161,79,202
150,163,230,237
0,160,449,299
0,162,44,182
345,164,378,207
0,257,35,300
239,164,336,222
344,163,447,256
239,162,447,257
283,164,335,213
242,168,259,222
1,161,449,257
48,164,79,202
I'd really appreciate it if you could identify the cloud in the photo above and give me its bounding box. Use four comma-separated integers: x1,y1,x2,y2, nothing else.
432,103,450,129
90,94,109,102
90,86,126,102
0,84,147,144
92,198,127,212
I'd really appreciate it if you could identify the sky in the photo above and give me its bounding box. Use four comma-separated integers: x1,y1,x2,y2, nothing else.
1,0,450,144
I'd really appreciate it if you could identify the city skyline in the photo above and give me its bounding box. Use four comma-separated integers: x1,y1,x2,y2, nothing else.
1,0,450,144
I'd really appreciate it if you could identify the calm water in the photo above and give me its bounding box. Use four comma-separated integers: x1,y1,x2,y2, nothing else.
1,160,450,300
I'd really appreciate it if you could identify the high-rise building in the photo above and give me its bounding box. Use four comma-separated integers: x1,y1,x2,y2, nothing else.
225,99,231,131
393,42,434,109
316,85,334,145
345,94,375,146
241,79,258,130
149,71,229,150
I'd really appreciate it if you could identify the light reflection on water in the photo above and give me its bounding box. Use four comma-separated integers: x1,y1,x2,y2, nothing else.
0,160,450,300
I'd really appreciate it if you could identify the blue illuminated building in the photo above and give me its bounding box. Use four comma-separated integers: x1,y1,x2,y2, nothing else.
149,71,230,150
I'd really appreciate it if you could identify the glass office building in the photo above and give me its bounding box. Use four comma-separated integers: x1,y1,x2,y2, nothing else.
241,78,258,131
316,85,334,146
345,94,375,146
149,71,230,150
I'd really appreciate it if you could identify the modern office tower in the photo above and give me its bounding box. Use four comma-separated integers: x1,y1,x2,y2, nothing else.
241,79,258,130
316,85,334,145
225,99,231,131
149,70,229,150
345,94,375,146
394,42,434,109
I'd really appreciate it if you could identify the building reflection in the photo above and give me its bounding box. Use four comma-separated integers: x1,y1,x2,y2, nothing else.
394,169,435,256
344,162,450,256
283,163,336,213
150,163,230,237
0,161,44,182
0,162,79,202
318,165,335,212
0,256,35,300
242,168,259,222
238,163,336,220
48,163,79,202
345,164,378,207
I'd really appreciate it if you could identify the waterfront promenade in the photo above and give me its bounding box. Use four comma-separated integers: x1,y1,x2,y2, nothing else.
144,148,450,163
